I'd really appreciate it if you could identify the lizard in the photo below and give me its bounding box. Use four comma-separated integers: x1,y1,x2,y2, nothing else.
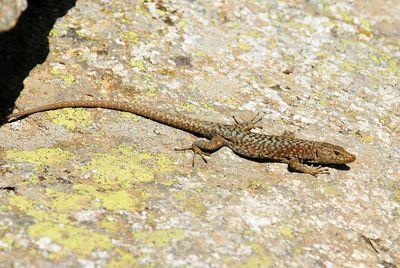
4,100,356,176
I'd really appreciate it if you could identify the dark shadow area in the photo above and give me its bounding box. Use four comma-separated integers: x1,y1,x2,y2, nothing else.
232,152,352,173
320,163,351,171
0,0,77,117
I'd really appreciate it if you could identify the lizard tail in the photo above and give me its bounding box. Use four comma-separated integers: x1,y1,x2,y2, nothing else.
6,100,213,136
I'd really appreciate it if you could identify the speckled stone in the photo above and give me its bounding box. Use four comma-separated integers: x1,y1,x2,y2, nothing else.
0,0,27,31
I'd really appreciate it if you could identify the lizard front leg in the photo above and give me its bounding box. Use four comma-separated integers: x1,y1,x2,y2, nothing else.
281,131,295,138
175,135,226,166
232,112,263,132
288,158,330,177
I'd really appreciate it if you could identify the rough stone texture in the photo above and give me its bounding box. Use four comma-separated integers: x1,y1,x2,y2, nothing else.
0,0,399,267
0,0,27,32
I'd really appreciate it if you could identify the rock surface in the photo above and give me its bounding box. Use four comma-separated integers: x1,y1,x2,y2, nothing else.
0,0,399,267
0,0,27,32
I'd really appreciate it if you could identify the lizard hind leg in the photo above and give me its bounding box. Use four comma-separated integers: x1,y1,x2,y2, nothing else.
175,135,226,166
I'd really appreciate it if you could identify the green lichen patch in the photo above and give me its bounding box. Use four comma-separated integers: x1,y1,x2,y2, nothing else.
239,243,272,268
279,225,294,238
28,221,112,258
181,102,196,112
99,220,121,233
129,59,146,71
107,248,137,268
247,178,270,190
133,228,185,248
7,193,112,258
47,108,93,130
7,182,147,258
49,68,75,85
174,190,207,218
6,148,74,167
120,31,139,43
223,242,272,268
45,188,93,213
0,235,15,251
8,194,68,223
74,184,148,211
79,145,176,189
101,190,148,211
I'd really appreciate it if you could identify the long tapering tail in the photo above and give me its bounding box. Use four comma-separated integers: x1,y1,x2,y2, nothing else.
6,100,215,137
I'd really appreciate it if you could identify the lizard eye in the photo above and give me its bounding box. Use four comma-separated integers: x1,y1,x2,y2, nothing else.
333,150,341,156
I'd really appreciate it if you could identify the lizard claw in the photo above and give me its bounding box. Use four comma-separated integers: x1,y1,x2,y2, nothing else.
175,145,209,166
308,165,330,177
232,112,263,132
249,111,263,125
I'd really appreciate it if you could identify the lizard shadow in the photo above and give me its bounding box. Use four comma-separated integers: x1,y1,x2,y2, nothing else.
0,0,77,120
229,151,352,172
318,163,351,171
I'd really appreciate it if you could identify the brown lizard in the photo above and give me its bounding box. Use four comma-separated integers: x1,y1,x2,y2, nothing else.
4,100,356,176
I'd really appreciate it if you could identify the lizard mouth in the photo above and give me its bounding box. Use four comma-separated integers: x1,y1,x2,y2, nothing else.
342,152,356,163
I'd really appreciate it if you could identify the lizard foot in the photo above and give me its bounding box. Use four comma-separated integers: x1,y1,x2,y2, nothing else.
281,130,295,138
175,145,210,166
288,158,330,177
232,112,263,132
306,165,330,177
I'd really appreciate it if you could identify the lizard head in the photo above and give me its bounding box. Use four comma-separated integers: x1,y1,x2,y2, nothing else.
314,142,356,164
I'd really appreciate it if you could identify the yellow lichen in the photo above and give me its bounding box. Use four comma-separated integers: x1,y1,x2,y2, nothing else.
176,20,186,28
133,228,185,248
279,225,294,238
8,194,70,224
101,190,148,211
60,73,75,85
79,145,159,189
195,50,207,57
119,112,140,121
144,86,157,97
224,97,238,106
156,155,176,173
99,220,120,233
359,133,374,144
129,59,146,71
159,69,176,76
8,193,113,258
74,184,148,212
181,103,196,112
238,42,251,51
50,68,75,85
49,29,61,37
28,221,112,258
108,249,137,268
238,243,272,268
47,108,92,130
22,175,41,185
0,235,14,250
6,148,74,166
247,179,269,190
46,188,92,213
174,191,207,218
8,182,147,256
120,31,139,43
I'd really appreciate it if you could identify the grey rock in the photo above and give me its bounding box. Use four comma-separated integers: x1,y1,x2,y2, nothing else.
0,0,27,32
